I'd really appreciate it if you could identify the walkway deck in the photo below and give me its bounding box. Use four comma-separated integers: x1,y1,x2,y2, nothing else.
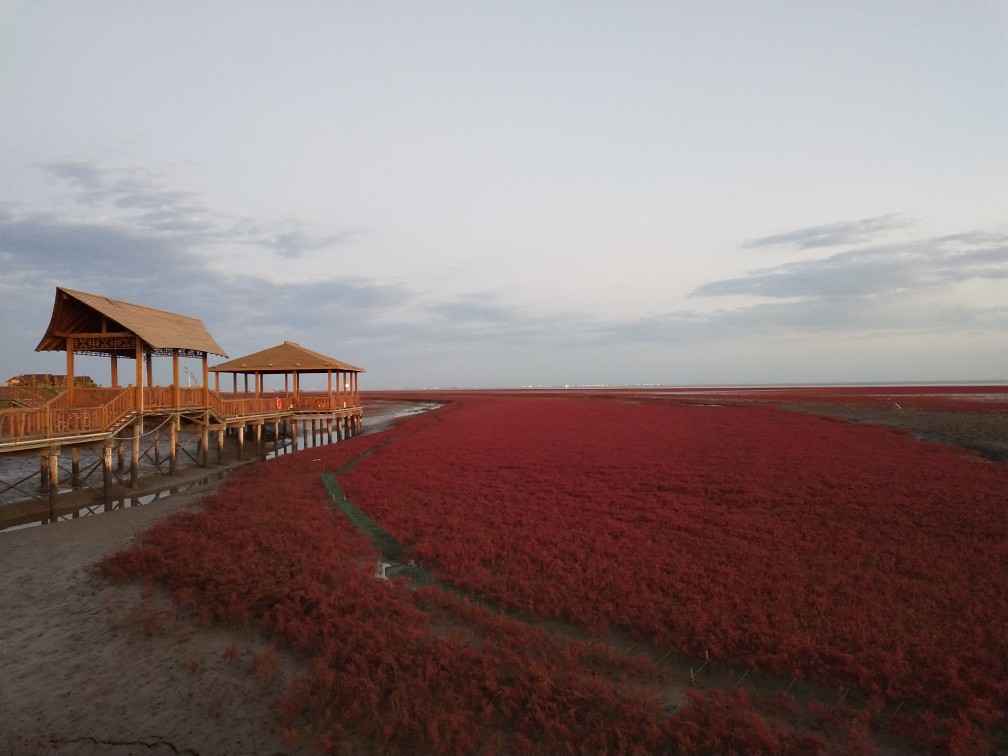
0,386,363,527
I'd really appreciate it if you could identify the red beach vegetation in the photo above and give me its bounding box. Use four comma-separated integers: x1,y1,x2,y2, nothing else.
100,388,1007,755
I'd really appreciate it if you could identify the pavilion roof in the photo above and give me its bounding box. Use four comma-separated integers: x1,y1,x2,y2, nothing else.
209,341,364,374
35,287,227,358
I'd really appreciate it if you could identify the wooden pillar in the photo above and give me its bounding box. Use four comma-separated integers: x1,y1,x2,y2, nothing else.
214,371,220,393
233,373,238,394
326,418,333,444
172,349,180,409
301,419,309,450
237,424,244,460
48,451,59,524
154,428,162,466
103,445,113,505
273,420,280,455
169,418,177,474
66,336,75,402
110,355,119,388
130,419,140,488
40,455,50,493
201,425,209,467
135,338,144,412
255,422,262,458
145,352,154,392
117,438,125,471
202,355,209,408
71,447,80,489
217,429,224,465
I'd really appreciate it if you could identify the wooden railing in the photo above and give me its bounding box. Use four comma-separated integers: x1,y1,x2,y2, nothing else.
0,386,362,444
215,391,361,419
0,385,53,408
143,386,213,409
0,387,134,442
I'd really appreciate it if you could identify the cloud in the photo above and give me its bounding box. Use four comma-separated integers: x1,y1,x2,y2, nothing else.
696,234,1008,300
743,213,913,250
586,227,1008,349
0,162,411,364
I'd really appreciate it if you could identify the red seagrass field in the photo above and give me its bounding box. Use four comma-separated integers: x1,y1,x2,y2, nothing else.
101,387,1007,755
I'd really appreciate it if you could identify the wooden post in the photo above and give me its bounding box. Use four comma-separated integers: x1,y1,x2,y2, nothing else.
169,417,177,474
154,428,162,466
66,336,75,403
135,338,144,413
301,419,309,450
217,429,224,465
103,445,113,506
40,455,50,494
201,425,209,467
110,355,119,388
172,349,180,409
48,452,59,524
145,352,154,391
273,420,280,455
71,447,81,489
130,419,140,488
202,354,209,408
237,424,244,460
326,418,333,444
117,438,125,471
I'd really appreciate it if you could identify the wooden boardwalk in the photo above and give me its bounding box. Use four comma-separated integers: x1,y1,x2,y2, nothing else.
0,386,362,528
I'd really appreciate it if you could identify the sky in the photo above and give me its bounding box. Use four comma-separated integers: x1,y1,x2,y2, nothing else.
1,1,1006,389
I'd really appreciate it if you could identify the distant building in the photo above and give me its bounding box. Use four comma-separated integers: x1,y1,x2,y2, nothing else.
7,374,97,388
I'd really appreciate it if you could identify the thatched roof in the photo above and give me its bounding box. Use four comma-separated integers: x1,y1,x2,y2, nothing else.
210,341,363,374
35,287,227,358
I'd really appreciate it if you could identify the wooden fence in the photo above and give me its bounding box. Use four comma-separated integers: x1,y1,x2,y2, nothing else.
0,387,361,444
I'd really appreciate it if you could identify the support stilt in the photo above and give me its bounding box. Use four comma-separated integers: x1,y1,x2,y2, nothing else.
47,452,59,524
103,445,113,506
130,420,140,488
169,419,177,475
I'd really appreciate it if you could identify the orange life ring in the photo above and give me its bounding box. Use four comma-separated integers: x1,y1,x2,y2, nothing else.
275,398,282,410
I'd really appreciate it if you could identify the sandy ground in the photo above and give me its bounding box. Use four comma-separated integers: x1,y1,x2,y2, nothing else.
0,484,317,756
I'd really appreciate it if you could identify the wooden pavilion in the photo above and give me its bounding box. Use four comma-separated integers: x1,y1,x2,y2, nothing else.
209,341,365,453
0,288,365,527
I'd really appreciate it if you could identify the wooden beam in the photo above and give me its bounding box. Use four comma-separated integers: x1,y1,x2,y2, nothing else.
54,331,132,339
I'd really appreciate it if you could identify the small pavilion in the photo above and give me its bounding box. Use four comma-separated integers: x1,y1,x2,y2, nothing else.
209,341,363,405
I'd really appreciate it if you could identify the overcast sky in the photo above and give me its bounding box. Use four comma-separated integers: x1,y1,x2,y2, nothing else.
1,1,1006,389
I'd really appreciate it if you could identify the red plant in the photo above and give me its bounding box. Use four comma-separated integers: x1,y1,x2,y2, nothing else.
98,391,1007,754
